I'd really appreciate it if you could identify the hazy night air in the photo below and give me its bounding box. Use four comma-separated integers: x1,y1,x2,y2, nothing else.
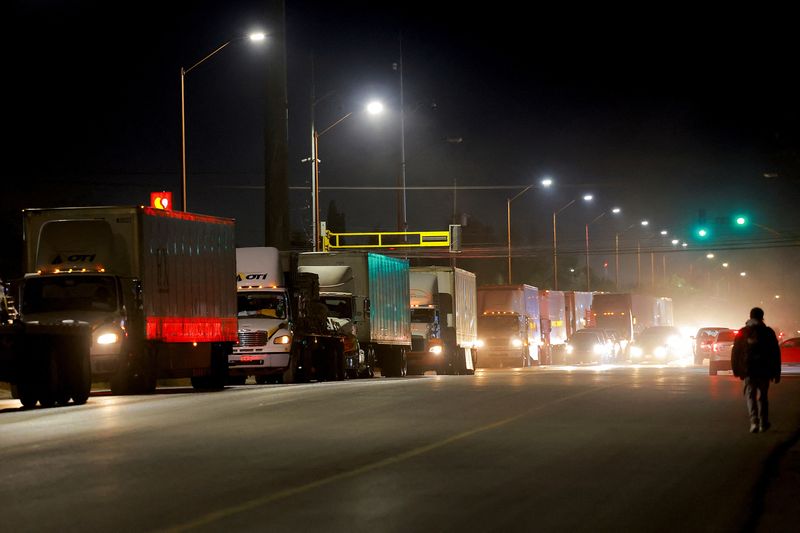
5,1,799,331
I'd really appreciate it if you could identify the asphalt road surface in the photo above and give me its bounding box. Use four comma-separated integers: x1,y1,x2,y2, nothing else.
2,365,799,532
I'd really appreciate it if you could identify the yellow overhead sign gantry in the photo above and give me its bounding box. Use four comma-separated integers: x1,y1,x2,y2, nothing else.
321,223,461,253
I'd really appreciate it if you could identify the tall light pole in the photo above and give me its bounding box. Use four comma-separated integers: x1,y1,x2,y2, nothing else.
310,100,384,250
507,178,552,283
553,194,593,290
180,32,266,212
585,207,621,291
615,219,648,290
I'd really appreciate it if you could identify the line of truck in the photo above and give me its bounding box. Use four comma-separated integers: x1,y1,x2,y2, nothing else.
474,285,674,366
0,205,674,409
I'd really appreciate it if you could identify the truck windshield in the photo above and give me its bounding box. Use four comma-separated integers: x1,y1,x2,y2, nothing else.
320,297,352,319
478,315,520,334
22,275,118,314
411,308,436,323
237,292,287,319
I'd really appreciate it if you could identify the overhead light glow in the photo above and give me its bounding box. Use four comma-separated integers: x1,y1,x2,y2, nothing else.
541,178,553,187
660,230,668,235
611,207,621,214
671,239,679,245
366,101,384,115
641,220,649,226
706,253,715,259
249,32,266,42
583,194,594,201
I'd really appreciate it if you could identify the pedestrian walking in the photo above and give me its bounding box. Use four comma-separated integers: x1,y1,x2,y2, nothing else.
731,307,781,433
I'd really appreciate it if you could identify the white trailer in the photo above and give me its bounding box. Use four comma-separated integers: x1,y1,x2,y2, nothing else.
408,266,478,375
20,206,237,394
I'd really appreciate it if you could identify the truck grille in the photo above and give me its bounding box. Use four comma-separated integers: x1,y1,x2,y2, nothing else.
238,331,268,347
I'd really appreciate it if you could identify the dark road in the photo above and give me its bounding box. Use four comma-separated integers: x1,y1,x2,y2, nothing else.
2,366,799,532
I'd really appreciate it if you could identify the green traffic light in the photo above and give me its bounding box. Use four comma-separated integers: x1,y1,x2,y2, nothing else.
735,216,747,226
697,228,708,238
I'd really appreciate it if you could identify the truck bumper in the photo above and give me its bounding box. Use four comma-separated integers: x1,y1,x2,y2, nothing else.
228,352,290,374
407,351,446,372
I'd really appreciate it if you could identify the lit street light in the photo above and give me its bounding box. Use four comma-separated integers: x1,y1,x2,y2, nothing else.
584,207,621,291
507,178,552,283
553,194,593,290
310,100,384,250
180,32,266,212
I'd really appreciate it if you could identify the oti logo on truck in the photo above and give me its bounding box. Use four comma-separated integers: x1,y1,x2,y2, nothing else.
237,273,272,282
51,254,97,264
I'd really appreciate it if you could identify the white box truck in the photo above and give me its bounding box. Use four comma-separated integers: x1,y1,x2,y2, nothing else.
229,247,293,384
297,251,411,377
476,284,540,367
18,206,237,394
408,266,478,375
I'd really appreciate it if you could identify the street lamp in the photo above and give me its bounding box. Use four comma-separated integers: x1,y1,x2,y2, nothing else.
507,178,552,283
180,32,266,212
615,220,648,290
310,100,384,250
584,207,621,291
553,194,593,290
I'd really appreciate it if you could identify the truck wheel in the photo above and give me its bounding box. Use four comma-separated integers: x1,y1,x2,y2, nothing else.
16,383,38,409
68,343,92,405
38,355,62,408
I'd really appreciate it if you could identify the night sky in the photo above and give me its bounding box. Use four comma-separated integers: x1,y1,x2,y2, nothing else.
5,1,799,328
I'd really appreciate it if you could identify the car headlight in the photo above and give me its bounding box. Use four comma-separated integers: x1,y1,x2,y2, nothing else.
428,345,443,355
273,335,291,345
475,339,485,348
593,344,605,355
654,346,667,358
630,346,643,357
96,332,119,345
566,344,574,354
511,338,523,348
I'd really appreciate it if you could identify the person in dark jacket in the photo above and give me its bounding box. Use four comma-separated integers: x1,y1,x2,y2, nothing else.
731,307,781,433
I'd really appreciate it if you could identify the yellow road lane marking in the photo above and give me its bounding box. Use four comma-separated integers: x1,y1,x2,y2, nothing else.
159,385,610,532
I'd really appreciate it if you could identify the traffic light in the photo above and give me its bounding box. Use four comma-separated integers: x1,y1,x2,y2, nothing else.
696,227,709,239
733,215,748,227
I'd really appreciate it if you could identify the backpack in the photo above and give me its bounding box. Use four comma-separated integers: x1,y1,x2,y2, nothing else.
744,325,769,375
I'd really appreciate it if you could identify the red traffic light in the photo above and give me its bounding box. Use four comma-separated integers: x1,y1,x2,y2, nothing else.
150,191,173,210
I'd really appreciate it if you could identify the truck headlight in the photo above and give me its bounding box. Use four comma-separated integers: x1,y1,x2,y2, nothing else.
273,335,291,345
511,338,523,348
428,345,443,355
630,346,643,358
593,344,605,355
565,344,574,354
97,332,119,345
654,346,667,358
475,339,484,348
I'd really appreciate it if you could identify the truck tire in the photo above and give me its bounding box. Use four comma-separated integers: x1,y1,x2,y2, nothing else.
67,343,92,405
358,346,376,378
15,383,38,409
38,354,62,408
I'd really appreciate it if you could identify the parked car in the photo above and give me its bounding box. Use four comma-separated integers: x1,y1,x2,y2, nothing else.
564,330,611,364
708,329,737,375
693,327,730,365
780,337,800,364
629,326,691,363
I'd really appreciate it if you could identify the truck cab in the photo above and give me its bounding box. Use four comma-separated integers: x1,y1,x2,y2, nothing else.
230,248,293,384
